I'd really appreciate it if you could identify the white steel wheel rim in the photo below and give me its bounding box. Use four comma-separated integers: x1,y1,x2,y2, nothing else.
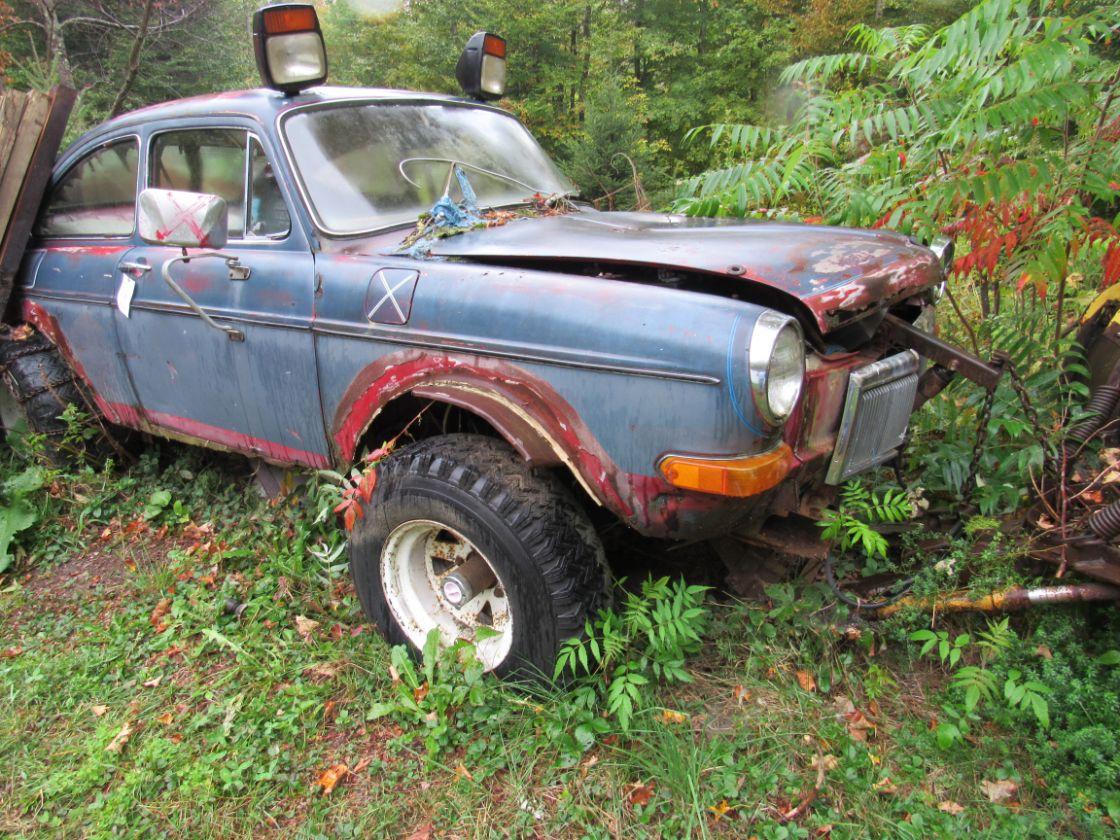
380,519,514,671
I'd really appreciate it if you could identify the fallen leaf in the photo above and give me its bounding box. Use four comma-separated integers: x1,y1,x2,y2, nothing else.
156,712,174,726
304,662,342,682
981,778,1019,804
295,615,320,640
353,756,372,773
844,709,875,742
105,721,133,754
404,823,433,840
832,695,856,716
313,763,348,795
91,704,108,717
626,780,656,807
454,763,474,781
938,800,965,815
810,754,839,771
872,776,898,794
732,685,751,705
1034,645,1053,660
796,670,817,692
414,683,430,703
709,799,733,820
3,646,22,658
661,709,688,724
149,597,172,632
142,675,163,688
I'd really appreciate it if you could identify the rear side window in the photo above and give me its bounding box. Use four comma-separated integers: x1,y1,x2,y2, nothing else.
35,138,139,238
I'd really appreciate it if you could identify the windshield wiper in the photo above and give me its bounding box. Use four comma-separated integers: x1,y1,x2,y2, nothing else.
398,157,555,199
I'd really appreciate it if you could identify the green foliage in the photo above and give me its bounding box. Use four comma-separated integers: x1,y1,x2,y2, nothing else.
679,0,1120,323
0,463,43,573
910,616,1052,733
820,481,912,571
367,630,492,757
554,576,708,731
909,305,1087,514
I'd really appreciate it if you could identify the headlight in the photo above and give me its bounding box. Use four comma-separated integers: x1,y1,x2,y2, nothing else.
748,311,805,425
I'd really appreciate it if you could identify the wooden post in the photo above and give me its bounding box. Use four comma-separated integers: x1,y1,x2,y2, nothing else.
0,85,76,315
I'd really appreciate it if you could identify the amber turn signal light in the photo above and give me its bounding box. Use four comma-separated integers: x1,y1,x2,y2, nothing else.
260,5,317,34
659,443,794,497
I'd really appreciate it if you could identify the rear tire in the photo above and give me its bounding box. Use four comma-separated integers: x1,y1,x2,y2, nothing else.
0,328,96,463
348,433,609,678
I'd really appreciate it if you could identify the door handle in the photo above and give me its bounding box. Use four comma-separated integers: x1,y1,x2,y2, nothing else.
118,259,151,276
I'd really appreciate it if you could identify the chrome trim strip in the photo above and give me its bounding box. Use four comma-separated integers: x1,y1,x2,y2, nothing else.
22,290,721,385
311,320,721,384
23,290,311,331
825,350,920,485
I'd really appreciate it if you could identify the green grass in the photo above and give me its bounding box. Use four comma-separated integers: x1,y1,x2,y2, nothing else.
1,446,1118,838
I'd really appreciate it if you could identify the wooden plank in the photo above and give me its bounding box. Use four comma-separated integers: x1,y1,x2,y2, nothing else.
0,86,76,314
0,92,30,189
0,92,47,236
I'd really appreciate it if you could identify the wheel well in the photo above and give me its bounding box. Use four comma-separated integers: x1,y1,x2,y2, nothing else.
354,393,602,520
355,394,506,457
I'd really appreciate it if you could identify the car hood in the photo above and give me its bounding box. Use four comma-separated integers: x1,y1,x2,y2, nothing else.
423,208,941,333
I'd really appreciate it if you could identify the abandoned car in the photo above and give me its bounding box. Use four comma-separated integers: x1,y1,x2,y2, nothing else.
2,4,970,674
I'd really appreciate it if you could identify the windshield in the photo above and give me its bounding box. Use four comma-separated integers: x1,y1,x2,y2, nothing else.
283,102,574,234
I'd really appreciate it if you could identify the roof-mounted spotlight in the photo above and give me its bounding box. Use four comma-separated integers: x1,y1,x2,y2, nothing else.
252,3,328,95
456,32,507,101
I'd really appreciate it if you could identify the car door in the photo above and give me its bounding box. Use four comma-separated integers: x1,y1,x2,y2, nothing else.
23,134,142,425
115,123,329,468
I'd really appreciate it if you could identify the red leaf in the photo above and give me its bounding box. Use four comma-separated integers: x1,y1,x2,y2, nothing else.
357,469,378,503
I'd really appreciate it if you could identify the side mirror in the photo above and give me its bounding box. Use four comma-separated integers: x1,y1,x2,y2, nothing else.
138,188,228,250
456,32,506,101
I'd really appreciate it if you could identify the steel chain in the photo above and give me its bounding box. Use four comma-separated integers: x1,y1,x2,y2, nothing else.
961,368,999,511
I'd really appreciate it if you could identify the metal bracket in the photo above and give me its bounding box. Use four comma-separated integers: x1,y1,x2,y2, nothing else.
227,258,251,281
881,314,1005,392
160,251,245,342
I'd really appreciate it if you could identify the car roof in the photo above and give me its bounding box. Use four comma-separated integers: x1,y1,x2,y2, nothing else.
62,85,476,158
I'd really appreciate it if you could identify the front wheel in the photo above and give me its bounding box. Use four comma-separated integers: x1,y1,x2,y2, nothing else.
348,434,609,677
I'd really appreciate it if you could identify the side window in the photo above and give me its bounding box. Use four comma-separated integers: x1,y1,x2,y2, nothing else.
149,129,290,241
35,138,139,238
247,138,291,239
151,128,249,238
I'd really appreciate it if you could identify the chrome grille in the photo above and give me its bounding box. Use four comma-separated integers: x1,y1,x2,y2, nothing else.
826,351,920,484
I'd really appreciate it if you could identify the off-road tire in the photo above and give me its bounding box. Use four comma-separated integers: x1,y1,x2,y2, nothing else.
0,328,93,463
349,433,610,678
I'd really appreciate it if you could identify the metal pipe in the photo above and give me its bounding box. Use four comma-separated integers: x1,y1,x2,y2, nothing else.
871,583,1120,618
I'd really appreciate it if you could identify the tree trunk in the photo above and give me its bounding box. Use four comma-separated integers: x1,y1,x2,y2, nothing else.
109,0,155,118
35,0,73,87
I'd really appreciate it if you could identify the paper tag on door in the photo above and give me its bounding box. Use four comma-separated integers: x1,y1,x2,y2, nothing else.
116,274,135,318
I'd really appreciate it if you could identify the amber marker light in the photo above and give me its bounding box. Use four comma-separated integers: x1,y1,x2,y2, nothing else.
659,443,795,497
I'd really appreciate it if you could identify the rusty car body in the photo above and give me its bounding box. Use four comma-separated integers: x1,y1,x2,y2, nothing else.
1,6,973,673
15,84,946,539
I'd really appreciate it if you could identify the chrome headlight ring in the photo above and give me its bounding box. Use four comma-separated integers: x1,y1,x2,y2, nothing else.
748,310,806,426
